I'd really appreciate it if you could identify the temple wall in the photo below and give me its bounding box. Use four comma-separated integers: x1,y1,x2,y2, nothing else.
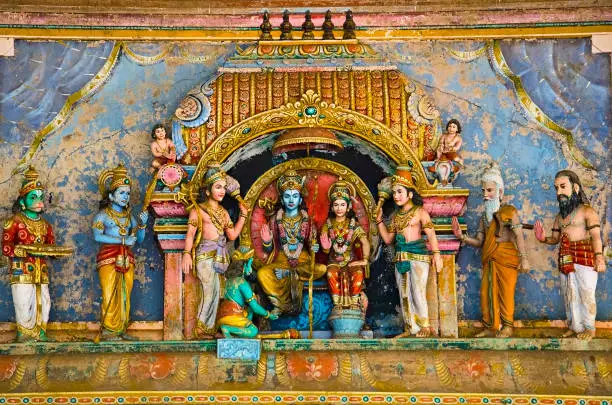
0,38,609,331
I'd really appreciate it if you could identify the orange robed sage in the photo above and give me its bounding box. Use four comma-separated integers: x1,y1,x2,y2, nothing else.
480,205,521,332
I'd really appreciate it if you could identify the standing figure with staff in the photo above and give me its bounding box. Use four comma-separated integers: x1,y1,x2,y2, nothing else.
181,163,249,339
92,164,148,341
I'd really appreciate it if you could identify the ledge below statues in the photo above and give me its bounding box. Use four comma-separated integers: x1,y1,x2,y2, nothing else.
0,338,610,401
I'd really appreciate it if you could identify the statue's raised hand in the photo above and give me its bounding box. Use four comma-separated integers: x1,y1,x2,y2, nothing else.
139,211,149,226
320,232,332,250
238,202,249,217
375,207,383,223
451,216,462,239
534,220,545,242
260,223,272,244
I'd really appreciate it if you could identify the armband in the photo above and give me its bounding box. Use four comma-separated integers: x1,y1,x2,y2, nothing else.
92,221,104,231
188,219,198,227
594,252,603,256
264,311,271,319
586,223,601,230
551,228,560,233
423,221,434,230
510,224,522,229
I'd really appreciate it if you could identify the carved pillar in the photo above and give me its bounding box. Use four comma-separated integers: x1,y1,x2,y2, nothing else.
422,189,469,338
151,194,191,341
163,252,183,340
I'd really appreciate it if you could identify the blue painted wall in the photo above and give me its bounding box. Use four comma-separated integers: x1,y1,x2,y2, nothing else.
0,39,609,326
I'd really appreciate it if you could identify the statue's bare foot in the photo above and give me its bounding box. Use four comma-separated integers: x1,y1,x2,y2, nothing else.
416,327,434,338
560,329,576,338
474,328,495,338
496,326,513,338
394,330,412,339
577,330,595,341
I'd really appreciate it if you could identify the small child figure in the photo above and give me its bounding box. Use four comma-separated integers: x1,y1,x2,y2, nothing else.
436,119,464,167
150,124,176,171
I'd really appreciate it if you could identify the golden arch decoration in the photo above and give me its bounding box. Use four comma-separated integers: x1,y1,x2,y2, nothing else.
187,90,434,199
239,157,379,254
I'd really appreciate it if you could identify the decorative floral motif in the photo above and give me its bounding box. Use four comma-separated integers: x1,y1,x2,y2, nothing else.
286,353,338,382
128,354,176,381
455,355,491,379
0,357,17,381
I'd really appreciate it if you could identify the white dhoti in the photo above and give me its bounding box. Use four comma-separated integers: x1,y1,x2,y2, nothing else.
395,260,430,334
11,283,50,339
195,256,221,335
560,264,598,333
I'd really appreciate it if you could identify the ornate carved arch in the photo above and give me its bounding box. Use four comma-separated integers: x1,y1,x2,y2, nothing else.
186,90,434,202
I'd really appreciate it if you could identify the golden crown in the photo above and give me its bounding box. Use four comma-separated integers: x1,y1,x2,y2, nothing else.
277,170,305,194
391,166,416,190
327,178,355,203
202,162,227,189
98,163,132,196
19,166,45,197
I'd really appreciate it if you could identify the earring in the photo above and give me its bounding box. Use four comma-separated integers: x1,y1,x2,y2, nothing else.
19,203,25,210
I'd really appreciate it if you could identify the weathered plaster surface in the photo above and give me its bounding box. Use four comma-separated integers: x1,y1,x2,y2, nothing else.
0,39,609,330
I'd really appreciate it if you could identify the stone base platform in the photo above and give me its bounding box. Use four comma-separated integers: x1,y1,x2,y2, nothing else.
0,338,610,403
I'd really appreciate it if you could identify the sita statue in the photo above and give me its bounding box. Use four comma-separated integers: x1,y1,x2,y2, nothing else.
181,163,248,339
217,249,278,338
2,166,73,342
92,164,148,341
257,169,327,317
377,167,443,338
320,178,371,310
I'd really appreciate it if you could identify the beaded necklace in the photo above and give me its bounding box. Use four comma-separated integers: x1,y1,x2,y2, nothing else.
105,207,131,236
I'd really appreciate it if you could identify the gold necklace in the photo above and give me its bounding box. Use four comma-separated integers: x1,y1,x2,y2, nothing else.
393,206,418,233
202,201,228,234
18,212,47,240
105,207,131,236
281,214,302,244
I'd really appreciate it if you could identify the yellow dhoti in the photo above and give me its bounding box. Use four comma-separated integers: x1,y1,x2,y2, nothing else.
98,260,134,335
481,206,520,331
257,250,326,314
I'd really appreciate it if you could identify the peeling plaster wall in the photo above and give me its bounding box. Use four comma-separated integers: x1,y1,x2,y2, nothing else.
0,39,609,326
